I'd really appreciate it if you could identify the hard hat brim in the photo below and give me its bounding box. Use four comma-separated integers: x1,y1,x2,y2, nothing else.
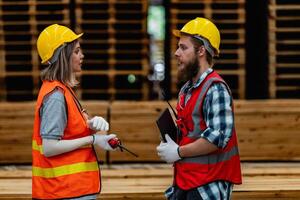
173,30,193,38
172,29,181,37
74,33,84,41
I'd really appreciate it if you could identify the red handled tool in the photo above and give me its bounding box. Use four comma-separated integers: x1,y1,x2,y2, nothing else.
108,138,138,157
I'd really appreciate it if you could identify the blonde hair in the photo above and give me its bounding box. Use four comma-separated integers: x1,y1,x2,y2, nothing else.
40,40,79,87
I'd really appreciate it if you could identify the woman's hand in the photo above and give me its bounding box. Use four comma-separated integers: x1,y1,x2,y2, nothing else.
93,134,117,151
87,116,109,131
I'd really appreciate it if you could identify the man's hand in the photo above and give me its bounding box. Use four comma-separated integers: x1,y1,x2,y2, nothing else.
157,134,181,163
87,116,109,131
93,134,116,151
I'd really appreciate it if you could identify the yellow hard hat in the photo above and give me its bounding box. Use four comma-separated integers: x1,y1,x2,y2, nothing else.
37,24,83,64
173,17,220,56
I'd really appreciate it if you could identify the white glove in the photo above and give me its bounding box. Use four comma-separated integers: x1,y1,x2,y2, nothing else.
93,134,116,151
156,134,181,163
87,116,109,131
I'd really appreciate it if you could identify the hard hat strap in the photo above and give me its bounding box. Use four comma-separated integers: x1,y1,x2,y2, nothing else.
193,35,215,57
47,44,67,65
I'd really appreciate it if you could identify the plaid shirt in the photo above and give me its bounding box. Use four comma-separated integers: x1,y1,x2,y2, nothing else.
169,68,234,199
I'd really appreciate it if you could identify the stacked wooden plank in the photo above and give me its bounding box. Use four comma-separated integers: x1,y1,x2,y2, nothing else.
0,0,71,101
0,100,299,198
0,100,299,164
268,0,300,98
1,163,300,199
109,100,300,162
169,0,246,99
109,101,165,162
0,101,109,164
75,0,149,100
234,100,300,161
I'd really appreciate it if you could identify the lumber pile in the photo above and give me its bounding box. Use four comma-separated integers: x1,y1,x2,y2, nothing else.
0,100,299,163
0,163,300,199
109,100,300,162
0,100,299,199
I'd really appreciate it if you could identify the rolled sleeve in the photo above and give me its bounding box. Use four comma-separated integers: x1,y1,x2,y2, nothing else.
201,83,233,148
40,90,67,140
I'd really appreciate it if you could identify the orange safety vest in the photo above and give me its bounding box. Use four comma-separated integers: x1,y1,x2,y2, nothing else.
175,71,242,190
32,81,100,199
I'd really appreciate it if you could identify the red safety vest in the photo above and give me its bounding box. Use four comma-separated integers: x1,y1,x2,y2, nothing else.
32,81,100,199
175,71,242,190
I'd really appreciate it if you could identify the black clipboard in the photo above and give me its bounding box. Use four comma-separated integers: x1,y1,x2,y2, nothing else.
156,108,177,143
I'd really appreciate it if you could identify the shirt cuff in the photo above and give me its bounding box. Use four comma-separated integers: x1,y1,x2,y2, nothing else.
201,128,227,148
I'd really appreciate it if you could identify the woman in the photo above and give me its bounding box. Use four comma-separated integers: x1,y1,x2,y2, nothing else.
32,24,117,199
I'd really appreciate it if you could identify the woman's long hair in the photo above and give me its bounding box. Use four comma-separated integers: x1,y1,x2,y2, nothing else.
40,40,78,87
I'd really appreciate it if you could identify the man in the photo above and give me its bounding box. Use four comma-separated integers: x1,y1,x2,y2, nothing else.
157,17,242,200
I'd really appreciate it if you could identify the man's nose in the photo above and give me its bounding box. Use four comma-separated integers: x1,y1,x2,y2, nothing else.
174,48,180,57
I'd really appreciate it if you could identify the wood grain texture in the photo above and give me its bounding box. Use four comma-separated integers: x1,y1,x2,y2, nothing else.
0,163,300,199
0,100,299,163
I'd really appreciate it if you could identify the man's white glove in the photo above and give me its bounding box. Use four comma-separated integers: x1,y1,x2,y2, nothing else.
156,134,181,163
93,134,116,151
87,116,109,131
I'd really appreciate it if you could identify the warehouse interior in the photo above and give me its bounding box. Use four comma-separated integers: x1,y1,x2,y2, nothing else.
0,0,299,102
0,0,299,199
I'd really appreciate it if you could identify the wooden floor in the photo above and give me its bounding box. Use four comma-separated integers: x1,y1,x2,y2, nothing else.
1,163,300,199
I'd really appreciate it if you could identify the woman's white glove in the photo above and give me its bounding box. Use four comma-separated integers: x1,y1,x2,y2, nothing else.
157,134,181,163
93,134,116,151
87,116,109,131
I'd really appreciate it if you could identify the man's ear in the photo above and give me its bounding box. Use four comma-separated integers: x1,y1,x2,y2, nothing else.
197,45,206,57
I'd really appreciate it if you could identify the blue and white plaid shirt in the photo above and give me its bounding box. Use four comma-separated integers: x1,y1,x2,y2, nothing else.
168,68,234,200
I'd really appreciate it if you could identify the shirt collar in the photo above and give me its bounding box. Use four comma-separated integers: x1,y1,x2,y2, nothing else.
193,68,213,88
183,68,213,93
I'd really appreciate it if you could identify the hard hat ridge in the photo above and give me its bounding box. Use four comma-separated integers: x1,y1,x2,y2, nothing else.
173,17,220,56
37,24,83,64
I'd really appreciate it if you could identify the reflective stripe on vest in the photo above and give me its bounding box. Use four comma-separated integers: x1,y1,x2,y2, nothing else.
32,140,43,154
32,161,99,178
178,145,239,164
189,77,224,138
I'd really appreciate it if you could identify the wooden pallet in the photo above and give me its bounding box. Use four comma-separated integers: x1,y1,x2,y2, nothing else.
169,0,246,99
0,0,150,101
75,0,150,101
0,0,71,101
268,0,300,98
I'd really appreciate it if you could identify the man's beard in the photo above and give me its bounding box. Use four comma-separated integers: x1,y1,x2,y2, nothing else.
177,56,199,85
